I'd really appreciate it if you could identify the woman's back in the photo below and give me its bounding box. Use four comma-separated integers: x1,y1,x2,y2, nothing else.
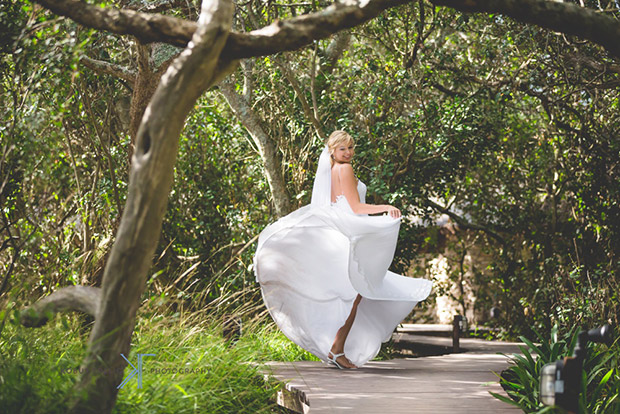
331,163,360,203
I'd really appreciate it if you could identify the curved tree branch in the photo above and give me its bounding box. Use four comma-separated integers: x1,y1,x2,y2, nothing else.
35,0,620,59
322,30,351,75
20,286,101,327
35,0,416,56
80,55,137,83
36,0,197,47
426,198,506,245
218,80,292,217
429,0,620,59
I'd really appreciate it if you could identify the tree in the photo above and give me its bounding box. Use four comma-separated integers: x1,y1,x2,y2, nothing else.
19,0,429,412
16,0,620,412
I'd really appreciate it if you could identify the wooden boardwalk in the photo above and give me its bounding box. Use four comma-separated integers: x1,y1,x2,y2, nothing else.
264,327,525,413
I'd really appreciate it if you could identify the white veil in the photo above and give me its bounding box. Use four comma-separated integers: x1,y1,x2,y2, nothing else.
310,146,331,209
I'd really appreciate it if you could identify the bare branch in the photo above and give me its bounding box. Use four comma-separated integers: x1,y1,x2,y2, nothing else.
125,0,197,17
404,0,430,68
20,286,101,327
565,53,620,75
218,80,292,216
322,30,351,74
36,0,196,46
37,0,620,59
275,58,326,139
80,56,137,83
0,244,19,298
241,59,253,102
35,0,417,57
430,81,467,97
310,43,320,122
416,139,455,162
425,198,506,245
429,0,620,58
271,1,331,7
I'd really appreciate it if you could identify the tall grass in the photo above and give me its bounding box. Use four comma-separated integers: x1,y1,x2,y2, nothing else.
0,292,317,413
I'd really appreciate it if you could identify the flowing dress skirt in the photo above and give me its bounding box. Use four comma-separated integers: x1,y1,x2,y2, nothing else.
254,194,432,367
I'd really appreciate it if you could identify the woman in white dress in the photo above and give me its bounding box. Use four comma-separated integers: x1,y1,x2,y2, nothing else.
254,130,432,369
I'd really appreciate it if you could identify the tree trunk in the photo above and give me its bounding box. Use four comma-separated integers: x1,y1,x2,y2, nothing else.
128,44,177,153
128,44,159,148
68,0,237,411
219,81,292,217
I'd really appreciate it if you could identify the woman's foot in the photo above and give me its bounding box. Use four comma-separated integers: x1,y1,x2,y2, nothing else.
328,350,357,369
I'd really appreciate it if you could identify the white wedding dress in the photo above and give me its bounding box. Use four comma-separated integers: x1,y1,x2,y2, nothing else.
254,147,432,367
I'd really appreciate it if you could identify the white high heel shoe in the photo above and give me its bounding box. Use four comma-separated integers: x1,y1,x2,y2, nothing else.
327,351,357,369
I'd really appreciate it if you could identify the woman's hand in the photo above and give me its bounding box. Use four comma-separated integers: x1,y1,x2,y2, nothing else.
386,205,401,218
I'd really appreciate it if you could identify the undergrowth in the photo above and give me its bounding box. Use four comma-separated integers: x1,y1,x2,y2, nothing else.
0,296,316,413
493,324,619,414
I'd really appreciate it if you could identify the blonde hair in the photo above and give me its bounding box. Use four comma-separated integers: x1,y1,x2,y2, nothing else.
327,130,354,164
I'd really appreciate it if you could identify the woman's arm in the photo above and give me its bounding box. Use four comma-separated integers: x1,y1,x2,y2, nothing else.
337,164,401,218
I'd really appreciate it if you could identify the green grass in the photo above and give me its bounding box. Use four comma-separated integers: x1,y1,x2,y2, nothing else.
0,300,317,413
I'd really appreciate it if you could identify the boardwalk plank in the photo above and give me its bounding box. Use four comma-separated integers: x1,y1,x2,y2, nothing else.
265,354,523,413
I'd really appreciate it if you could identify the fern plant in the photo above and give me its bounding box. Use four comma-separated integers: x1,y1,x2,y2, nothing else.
491,324,619,414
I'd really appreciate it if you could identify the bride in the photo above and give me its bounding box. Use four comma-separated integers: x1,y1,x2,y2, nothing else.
254,130,432,369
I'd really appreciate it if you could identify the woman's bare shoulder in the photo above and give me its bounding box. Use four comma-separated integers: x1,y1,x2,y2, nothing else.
333,162,355,177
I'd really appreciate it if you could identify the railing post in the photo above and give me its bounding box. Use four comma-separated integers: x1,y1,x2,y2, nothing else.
452,315,461,353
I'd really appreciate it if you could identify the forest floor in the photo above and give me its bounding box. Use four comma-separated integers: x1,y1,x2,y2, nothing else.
264,325,525,413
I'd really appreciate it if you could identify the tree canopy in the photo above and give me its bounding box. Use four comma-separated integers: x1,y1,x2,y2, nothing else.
1,0,618,412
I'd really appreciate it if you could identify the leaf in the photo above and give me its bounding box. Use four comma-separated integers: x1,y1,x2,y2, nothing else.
489,391,523,408
533,328,552,357
174,383,188,396
553,341,569,365
501,379,526,391
590,369,614,406
551,323,559,344
519,336,544,359
512,353,532,368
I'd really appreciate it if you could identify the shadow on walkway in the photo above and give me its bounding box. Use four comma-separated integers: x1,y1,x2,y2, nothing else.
264,330,524,413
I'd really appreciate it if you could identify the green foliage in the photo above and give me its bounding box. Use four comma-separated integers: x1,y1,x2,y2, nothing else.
1,1,620,411
1,1,130,301
0,298,313,413
331,2,620,335
493,325,620,413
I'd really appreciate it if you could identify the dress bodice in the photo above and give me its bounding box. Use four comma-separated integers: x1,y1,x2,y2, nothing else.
333,179,367,213
356,180,367,204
